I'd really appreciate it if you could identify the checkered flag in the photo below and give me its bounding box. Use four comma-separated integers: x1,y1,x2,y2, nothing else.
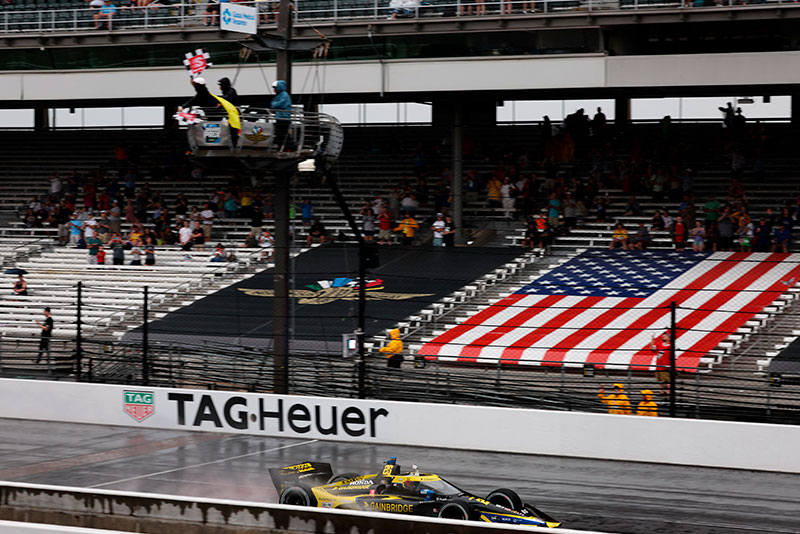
173,107,206,125
183,49,212,78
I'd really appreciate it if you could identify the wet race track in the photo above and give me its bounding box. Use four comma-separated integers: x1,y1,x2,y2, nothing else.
0,419,798,534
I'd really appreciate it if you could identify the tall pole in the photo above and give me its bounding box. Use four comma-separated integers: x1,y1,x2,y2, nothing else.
272,0,294,395
142,285,149,386
76,281,83,381
276,0,293,90
453,104,465,245
325,167,368,399
273,172,291,395
669,300,677,418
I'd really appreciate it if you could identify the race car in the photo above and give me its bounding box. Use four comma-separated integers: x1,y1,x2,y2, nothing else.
269,456,561,528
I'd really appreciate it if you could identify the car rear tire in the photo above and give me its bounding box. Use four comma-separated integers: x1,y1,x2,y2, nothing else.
328,472,361,484
279,486,317,507
438,500,478,521
486,488,523,511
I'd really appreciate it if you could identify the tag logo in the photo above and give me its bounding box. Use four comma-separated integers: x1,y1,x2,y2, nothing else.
124,391,155,422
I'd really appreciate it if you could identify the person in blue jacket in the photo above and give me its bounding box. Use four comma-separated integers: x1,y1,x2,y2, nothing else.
270,80,293,149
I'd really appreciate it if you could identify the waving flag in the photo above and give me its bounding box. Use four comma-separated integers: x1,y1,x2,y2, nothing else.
418,250,800,371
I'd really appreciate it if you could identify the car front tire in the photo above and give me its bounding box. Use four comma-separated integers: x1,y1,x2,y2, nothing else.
486,488,523,511
279,486,317,507
438,500,478,521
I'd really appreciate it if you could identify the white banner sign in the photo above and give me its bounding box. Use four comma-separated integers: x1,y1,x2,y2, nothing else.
2,379,799,473
220,3,257,35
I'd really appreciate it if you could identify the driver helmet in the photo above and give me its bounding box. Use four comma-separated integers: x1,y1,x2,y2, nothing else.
194,77,206,85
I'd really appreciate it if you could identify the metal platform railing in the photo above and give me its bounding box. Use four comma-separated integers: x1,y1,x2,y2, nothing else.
186,107,343,167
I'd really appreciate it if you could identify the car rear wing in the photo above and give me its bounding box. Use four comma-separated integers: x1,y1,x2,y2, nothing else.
268,462,334,494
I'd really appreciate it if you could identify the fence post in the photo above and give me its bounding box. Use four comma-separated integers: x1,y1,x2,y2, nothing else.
669,300,677,418
76,281,83,380
142,286,149,386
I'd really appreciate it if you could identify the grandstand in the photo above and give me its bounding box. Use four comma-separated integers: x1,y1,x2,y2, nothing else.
0,0,799,426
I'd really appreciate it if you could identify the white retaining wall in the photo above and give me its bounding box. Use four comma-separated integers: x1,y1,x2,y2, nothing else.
1,379,798,473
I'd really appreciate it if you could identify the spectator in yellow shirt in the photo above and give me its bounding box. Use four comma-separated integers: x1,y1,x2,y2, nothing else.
598,383,632,415
394,212,419,246
636,389,659,417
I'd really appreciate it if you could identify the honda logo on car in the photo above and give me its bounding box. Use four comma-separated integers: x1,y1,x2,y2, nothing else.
167,393,388,437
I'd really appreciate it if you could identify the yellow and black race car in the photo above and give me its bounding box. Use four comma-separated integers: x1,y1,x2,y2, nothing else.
269,456,561,528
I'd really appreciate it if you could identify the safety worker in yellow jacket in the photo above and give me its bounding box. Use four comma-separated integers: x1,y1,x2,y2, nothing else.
598,383,632,415
393,213,419,246
636,389,659,417
379,328,404,369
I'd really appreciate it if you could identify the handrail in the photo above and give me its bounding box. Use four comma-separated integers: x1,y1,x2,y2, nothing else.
0,0,791,35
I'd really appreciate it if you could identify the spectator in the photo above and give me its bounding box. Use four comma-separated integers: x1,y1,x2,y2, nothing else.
243,231,258,248
361,202,376,242
609,223,629,250
110,234,125,265
203,0,224,26
87,232,102,264
56,202,71,245
400,191,419,216
773,223,791,253
673,215,686,251
259,230,275,257
191,224,205,251
562,192,580,230
651,331,672,396
521,221,541,250
210,251,226,262
179,221,193,251
690,221,706,252
35,307,53,365
306,218,327,246
270,80,293,150
377,206,393,245
486,176,502,208
386,0,417,19
623,195,641,216
703,195,722,228
630,223,651,250
129,240,143,266
96,246,106,265
299,198,313,225
68,212,82,246
636,390,659,417
442,215,456,247
661,209,674,232
379,328,404,368
200,202,215,242
547,192,561,230
394,212,419,246
717,207,735,251
97,210,110,244
431,213,446,247
753,218,772,253
94,0,117,30
217,77,239,106
12,275,28,296
597,384,632,415
144,245,156,266
737,218,753,252
500,178,517,220
223,193,239,219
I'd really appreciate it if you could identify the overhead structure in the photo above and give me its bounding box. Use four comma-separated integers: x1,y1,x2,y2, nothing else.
186,107,343,170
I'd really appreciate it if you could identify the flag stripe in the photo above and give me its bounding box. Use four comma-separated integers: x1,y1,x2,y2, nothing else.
420,293,527,357
627,252,786,369
458,294,565,362
587,252,745,368
417,250,800,371
679,259,800,368
501,296,604,364
539,297,641,366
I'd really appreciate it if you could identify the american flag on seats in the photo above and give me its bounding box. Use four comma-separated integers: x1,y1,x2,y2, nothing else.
418,250,800,370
